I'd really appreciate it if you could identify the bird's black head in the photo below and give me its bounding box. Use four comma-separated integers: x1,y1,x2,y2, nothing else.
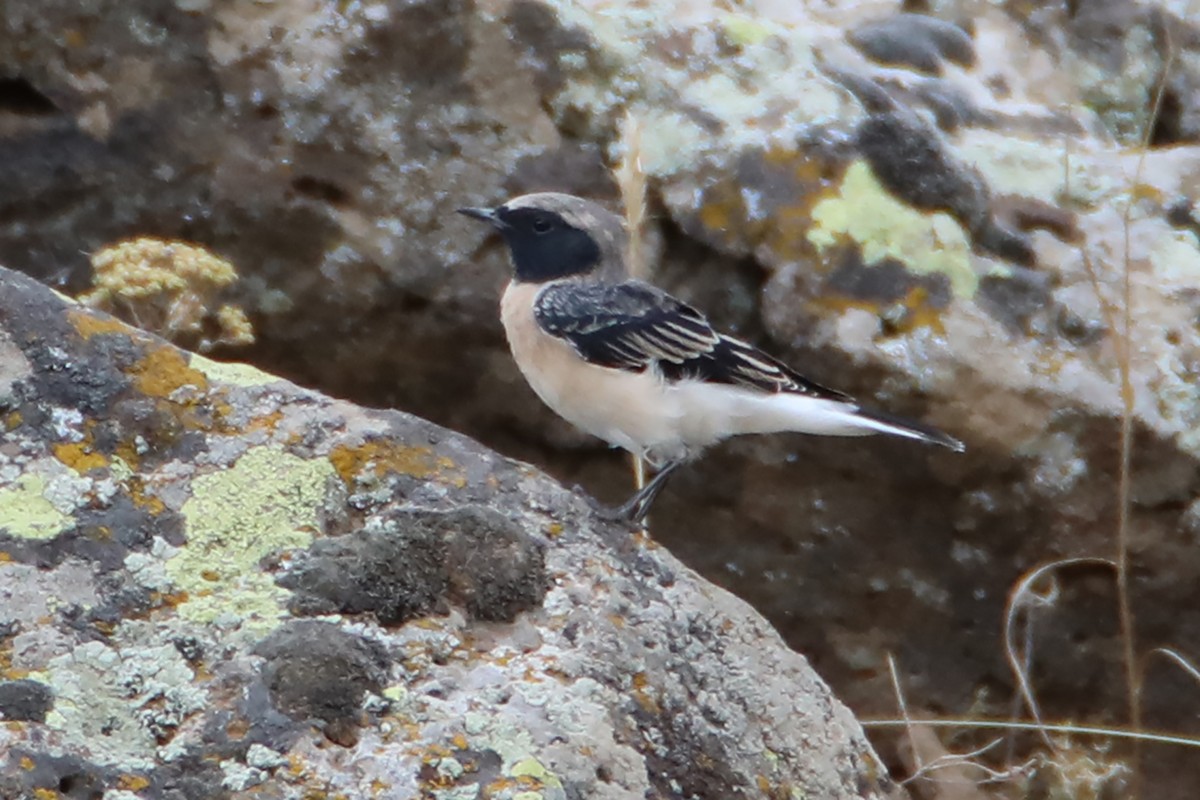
458,193,608,283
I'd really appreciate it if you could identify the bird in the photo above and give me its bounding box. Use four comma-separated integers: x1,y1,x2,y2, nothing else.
458,192,963,523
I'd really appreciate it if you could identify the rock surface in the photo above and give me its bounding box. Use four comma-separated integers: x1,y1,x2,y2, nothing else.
0,266,901,799
5,0,1200,794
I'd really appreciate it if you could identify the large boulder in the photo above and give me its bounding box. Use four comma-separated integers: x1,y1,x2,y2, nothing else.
0,266,901,799
5,0,1200,793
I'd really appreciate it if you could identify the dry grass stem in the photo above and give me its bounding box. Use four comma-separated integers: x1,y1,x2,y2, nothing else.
614,109,648,280
1003,558,1117,751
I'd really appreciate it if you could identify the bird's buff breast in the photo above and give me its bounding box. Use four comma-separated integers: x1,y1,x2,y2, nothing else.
500,281,683,457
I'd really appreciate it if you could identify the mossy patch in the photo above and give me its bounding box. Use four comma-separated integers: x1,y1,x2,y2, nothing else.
0,475,73,540
168,446,335,630
808,160,978,298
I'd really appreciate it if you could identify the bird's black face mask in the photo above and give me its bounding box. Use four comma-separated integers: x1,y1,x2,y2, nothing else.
463,206,602,283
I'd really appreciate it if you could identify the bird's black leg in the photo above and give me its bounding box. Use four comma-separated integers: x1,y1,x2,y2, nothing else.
595,460,682,524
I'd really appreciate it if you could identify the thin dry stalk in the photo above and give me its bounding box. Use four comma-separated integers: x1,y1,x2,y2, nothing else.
861,718,1200,751
614,109,648,279
888,654,1030,793
614,109,650,506
1003,558,1117,751
1113,24,1179,790
1146,647,1200,689
887,653,921,774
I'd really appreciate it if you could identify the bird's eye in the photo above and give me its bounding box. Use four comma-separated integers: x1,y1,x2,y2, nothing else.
532,216,553,235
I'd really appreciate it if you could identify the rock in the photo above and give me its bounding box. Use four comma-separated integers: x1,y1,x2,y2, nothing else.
6,0,1200,794
0,679,54,723
0,267,901,798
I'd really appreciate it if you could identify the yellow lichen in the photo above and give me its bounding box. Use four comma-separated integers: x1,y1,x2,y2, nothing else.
67,308,137,341
79,237,255,352
0,474,72,540
167,446,335,630
813,285,947,335
118,775,151,791
329,441,464,488
189,352,276,388
127,344,209,398
808,160,978,298
52,441,108,474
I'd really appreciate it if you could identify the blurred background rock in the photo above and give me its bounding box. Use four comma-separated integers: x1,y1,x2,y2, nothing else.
3,0,1200,795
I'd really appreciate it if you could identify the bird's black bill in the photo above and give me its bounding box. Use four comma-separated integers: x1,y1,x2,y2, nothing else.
457,206,499,225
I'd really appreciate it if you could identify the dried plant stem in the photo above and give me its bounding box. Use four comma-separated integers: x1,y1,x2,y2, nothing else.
1113,26,1177,791
614,109,651,513
861,718,1200,750
614,109,648,279
1003,558,1117,751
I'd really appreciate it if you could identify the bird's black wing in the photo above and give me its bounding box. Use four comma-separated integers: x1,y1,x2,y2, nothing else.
533,281,852,401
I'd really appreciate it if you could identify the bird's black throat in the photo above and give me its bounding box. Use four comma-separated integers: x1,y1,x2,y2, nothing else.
494,208,602,283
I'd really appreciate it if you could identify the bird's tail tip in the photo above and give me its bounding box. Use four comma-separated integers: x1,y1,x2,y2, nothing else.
853,406,965,452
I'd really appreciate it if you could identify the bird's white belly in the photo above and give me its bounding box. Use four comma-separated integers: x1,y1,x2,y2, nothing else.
501,282,693,460
500,282,876,462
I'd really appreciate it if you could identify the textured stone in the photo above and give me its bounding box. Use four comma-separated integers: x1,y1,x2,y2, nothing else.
0,267,899,799
5,0,1200,794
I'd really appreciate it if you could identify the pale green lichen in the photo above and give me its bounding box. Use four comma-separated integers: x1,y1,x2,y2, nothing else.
956,130,1112,206
1149,229,1200,291
0,473,73,540
511,757,564,789
719,13,776,47
541,0,852,175
168,446,335,631
808,160,978,298
33,640,205,770
190,352,278,388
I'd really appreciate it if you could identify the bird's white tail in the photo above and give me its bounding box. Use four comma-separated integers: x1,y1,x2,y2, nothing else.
729,391,964,451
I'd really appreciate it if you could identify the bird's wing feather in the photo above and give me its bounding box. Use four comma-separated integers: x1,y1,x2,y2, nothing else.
533,281,852,401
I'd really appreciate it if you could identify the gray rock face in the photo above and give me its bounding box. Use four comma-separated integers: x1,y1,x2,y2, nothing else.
5,0,1200,794
0,266,900,799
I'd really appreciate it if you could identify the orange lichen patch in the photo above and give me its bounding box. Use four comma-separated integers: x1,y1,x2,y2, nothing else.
53,441,108,474
450,732,469,750
697,146,836,260
19,756,34,771
813,284,948,336
34,788,57,800
118,775,151,791
226,716,250,741
0,551,11,562
369,778,391,796
5,411,22,431
147,590,190,610
88,526,113,541
67,308,135,340
128,344,209,398
545,522,564,539
328,441,464,488
484,778,520,794
631,672,661,714
246,409,284,433
1129,182,1164,204
127,477,166,514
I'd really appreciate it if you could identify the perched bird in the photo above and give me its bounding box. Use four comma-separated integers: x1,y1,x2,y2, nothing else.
459,192,963,522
